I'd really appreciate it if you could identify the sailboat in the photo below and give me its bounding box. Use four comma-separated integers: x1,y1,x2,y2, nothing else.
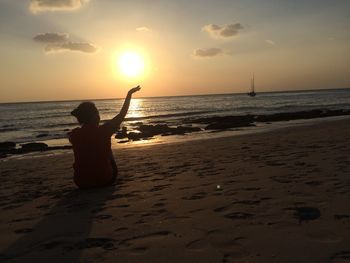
247,74,256,97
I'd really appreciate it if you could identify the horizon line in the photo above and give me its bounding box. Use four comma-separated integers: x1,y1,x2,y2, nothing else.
1,86,349,105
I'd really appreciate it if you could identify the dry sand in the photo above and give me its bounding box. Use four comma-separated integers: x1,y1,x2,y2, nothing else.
0,119,350,263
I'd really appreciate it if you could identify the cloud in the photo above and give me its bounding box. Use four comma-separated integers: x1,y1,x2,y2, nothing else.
33,32,97,54
265,39,276,45
29,0,89,13
136,27,152,33
33,33,69,43
45,42,98,53
193,48,224,58
202,23,243,38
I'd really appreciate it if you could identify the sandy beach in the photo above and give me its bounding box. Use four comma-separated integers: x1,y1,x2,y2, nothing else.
0,118,349,263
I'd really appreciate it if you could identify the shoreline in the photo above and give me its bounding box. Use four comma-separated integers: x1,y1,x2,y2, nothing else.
2,114,350,161
0,117,349,262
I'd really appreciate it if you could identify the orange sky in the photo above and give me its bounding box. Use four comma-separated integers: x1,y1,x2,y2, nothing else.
0,0,349,102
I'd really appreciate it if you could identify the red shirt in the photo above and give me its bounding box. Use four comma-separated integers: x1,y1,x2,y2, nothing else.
69,124,113,188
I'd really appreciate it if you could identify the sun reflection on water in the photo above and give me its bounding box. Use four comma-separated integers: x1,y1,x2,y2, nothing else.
127,98,144,119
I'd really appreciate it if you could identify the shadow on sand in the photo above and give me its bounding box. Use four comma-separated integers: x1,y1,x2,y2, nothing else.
0,186,116,262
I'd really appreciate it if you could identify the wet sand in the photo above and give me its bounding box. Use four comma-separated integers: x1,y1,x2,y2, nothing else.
0,119,349,263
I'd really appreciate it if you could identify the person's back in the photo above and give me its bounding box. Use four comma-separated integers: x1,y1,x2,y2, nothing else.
70,123,113,188
69,86,140,189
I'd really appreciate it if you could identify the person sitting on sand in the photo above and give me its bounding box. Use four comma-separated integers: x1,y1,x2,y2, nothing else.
69,86,141,189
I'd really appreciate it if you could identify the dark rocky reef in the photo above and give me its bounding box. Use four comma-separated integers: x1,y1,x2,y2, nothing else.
0,141,72,159
185,109,350,131
116,124,202,141
0,141,16,151
117,109,350,141
21,142,49,151
255,109,350,122
0,141,16,158
115,127,128,139
184,115,256,130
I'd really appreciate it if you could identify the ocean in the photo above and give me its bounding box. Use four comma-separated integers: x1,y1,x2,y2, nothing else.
1,88,350,146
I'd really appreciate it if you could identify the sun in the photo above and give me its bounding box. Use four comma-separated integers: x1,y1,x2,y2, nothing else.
117,52,145,78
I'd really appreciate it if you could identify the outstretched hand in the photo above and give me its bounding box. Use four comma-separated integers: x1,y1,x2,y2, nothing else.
128,85,141,95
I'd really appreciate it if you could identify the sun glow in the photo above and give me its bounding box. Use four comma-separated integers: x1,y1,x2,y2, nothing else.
117,52,145,78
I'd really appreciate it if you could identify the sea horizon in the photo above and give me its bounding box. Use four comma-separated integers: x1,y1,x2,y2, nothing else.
1,86,349,105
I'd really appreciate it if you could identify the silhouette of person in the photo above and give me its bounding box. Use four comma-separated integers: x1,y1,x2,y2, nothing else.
69,86,141,189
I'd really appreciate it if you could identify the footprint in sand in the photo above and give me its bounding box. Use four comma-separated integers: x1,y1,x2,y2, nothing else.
116,204,130,208
41,240,65,250
208,231,243,249
115,227,128,232
243,187,261,191
186,230,246,256
270,175,292,184
150,184,172,192
334,214,350,220
293,207,320,223
178,186,193,190
119,231,172,250
182,192,207,200
186,239,208,250
152,202,165,207
150,178,163,182
307,230,342,244
265,161,286,166
130,246,148,253
74,237,116,250
213,204,231,213
330,251,350,263
222,251,251,263
233,200,260,206
225,212,254,220
209,230,250,262
305,181,322,186
92,207,106,213
94,214,112,220
14,228,33,234
10,217,33,223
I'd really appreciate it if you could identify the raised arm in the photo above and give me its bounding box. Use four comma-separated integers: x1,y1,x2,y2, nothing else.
103,86,141,134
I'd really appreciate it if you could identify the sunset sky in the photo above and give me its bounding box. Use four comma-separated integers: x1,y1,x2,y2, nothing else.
0,0,349,103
